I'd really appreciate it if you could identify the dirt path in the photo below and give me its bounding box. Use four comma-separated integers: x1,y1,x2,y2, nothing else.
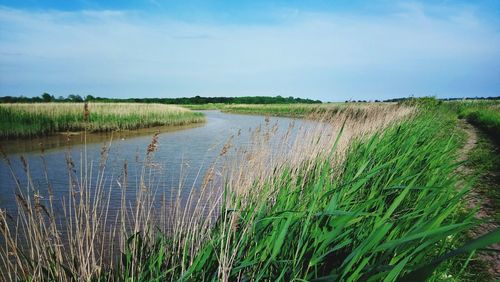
457,120,500,279
456,120,478,168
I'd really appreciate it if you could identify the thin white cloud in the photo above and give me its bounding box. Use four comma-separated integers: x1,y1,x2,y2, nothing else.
0,3,499,100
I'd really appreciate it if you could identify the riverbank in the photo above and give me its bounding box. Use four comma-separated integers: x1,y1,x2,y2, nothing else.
0,103,205,139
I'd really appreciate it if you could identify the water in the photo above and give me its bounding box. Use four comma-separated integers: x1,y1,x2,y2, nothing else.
0,111,311,217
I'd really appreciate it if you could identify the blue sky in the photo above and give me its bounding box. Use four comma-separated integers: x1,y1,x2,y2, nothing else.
0,0,499,101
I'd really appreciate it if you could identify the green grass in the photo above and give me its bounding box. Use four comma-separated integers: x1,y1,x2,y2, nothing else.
453,101,500,142
462,109,500,142
0,103,205,138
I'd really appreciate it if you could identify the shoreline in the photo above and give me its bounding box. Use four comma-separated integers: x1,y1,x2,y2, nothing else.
0,120,206,155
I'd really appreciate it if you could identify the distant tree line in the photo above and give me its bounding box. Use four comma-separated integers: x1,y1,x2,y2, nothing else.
0,93,86,103
344,96,500,103
380,96,500,103
0,94,322,104
1,93,498,104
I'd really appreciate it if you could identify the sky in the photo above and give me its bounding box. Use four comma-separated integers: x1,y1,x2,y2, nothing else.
0,0,499,102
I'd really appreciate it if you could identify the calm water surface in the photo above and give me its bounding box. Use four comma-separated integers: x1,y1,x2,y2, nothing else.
0,111,312,216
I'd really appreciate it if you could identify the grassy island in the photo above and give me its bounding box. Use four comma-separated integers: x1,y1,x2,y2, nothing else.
0,103,205,138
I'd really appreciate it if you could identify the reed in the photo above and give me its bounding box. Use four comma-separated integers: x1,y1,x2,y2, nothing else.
0,103,205,139
0,104,494,281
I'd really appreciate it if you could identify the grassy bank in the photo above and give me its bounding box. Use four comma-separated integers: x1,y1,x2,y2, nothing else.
0,103,205,139
2,103,497,281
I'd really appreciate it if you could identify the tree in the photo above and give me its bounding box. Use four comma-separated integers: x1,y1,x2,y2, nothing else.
68,94,83,102
41,92,55,102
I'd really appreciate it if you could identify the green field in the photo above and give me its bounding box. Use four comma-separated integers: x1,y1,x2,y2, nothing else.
0,103,205,138
1,99,499,281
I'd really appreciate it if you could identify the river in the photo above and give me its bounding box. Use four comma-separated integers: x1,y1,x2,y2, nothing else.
0,111,312,217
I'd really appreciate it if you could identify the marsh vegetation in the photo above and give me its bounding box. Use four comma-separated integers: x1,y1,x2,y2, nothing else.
0,100,499,281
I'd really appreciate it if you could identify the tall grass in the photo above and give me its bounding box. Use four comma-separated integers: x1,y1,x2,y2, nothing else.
0,103,205,139
0,104,493,281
